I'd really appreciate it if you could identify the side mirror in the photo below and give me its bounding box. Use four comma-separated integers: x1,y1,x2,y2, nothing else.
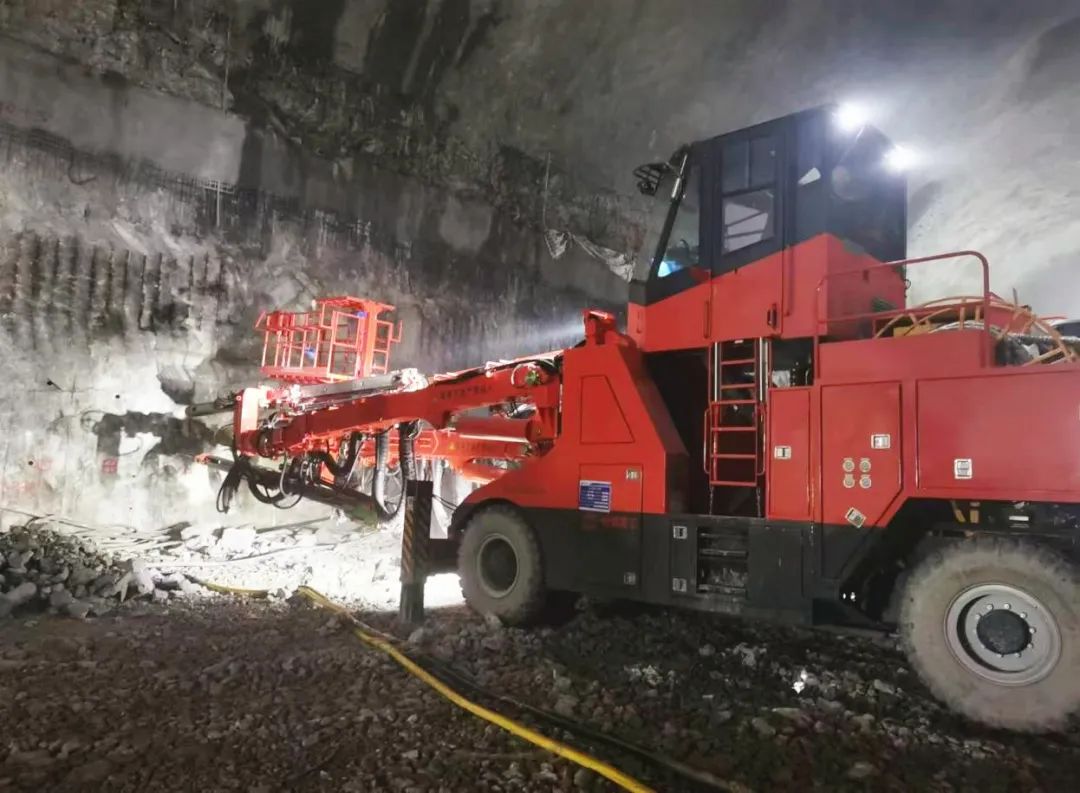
633,161,673,196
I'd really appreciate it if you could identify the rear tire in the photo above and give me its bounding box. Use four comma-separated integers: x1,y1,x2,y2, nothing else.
458,506,546,626
900,538,1080,731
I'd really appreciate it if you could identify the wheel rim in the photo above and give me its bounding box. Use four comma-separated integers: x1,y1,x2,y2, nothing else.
944,583,1062,686
477,533,518,599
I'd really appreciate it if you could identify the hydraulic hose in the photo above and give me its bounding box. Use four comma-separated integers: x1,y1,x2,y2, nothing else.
189,577,270,598
191,579,653,791
247,477,294,507
372,429,390,516
215,459,245,514
414,652,737,792
398,421,418,483
311,432,364,480
294,586,655,793
217,454,295,513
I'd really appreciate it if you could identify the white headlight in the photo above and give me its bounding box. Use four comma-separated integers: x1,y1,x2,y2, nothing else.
835,102,871,133
884,145,918,172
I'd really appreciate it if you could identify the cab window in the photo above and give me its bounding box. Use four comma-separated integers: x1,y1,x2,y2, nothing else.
657,165,702,279
722,135,777,253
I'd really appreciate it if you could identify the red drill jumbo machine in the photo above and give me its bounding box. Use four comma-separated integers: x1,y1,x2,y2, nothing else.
199,105,1080,731
195,295,545,520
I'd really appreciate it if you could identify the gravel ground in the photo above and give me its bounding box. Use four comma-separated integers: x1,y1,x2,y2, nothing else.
3,594,1080,793
374,604,1080,792
0,600,597,793
3,521,1080,792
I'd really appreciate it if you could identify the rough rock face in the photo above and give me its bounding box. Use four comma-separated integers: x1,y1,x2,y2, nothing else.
0,0,637,251
6,0,1076,302
2,0,1079,534
0,3,627,532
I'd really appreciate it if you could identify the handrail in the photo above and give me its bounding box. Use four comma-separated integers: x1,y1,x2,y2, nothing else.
813,250,993,378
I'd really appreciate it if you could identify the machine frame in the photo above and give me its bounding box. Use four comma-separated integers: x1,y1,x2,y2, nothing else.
206,105,1080,731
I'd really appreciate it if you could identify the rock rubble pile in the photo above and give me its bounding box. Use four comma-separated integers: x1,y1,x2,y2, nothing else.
0,524,200,621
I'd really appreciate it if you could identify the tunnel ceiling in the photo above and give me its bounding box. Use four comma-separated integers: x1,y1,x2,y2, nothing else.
1,0,1079,533
2,0,1079,309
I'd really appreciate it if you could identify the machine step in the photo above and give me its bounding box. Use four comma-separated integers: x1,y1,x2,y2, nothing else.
698,583,747,596
695,521,751,597
698,547,748,559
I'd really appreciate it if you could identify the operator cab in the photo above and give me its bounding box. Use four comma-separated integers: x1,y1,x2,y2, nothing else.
629,104,907,348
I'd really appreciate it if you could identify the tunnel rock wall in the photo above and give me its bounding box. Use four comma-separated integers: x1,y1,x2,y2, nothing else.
0,17,625,532
4,0,1080,309
0,0,638,253
3,0,1080,534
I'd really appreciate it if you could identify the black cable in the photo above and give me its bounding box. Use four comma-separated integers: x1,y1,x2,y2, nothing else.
247,479,281,505
248,476,302,510
312,432,364,480
398,421,418,483
432,494,460,512
272,456,304,510
215,460,245,514
408,650,730,793
341,432,365,481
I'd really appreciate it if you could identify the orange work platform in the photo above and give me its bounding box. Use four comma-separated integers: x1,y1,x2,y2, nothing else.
257,296,401,384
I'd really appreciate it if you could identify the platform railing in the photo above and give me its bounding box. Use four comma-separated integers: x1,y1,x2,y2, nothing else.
256,297,401,384
813,250,993,378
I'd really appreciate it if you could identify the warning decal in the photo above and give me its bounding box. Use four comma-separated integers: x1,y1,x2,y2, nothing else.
578,480,612,513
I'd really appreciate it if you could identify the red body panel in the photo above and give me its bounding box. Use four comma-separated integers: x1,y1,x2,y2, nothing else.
629,234,906,352
628,280,710,350
463,337,688,515
579,376,635,444
767,388,812,521
818,382,903,527
468,247,1080,529
915,370,1080,500
764,330,1080,526
818,331,986,381
710,256,782,341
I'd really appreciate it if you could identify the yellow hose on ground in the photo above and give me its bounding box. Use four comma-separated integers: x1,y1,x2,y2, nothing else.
198,579,654,792
294,586,655,793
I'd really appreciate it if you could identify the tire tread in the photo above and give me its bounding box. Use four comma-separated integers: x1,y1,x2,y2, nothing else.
458,505,547,625
900,537,1080,731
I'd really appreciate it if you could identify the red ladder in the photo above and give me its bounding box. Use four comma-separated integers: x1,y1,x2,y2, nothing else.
707,339,763,488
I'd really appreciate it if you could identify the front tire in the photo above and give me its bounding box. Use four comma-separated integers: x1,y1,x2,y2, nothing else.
900,538,1080,731
458,506,546,626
